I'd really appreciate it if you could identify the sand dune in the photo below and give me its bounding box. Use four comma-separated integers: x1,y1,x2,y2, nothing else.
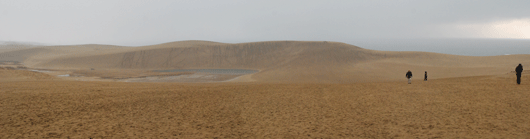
1,41,530,138
0,67,55,81
0,44,128,66
2,40,530,83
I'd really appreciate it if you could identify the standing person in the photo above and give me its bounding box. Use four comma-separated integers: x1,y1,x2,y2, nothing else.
406,70,413,84
424,71,428,81
515,64,523,84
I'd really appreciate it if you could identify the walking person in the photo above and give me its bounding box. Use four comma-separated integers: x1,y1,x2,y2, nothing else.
406,70,413,84
515,64,523,84
424,71,428,81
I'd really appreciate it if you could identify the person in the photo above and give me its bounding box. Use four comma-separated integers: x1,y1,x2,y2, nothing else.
406,70,413,84
515,64,523,84
424,71,428,81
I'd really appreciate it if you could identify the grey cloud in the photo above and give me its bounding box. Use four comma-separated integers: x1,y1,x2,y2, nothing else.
0,0,528,46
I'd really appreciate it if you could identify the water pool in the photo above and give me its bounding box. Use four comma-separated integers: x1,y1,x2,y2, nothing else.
154,69,258,74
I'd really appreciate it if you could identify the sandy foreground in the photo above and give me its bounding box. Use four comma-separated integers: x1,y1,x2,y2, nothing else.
1,70,529,138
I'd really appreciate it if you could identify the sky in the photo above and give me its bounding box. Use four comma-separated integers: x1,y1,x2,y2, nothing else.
0,0,529,46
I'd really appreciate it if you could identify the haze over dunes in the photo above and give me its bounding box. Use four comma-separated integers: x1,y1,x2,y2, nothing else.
1,40,529,83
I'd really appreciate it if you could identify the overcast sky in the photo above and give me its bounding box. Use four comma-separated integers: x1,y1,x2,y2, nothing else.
0,0,529,46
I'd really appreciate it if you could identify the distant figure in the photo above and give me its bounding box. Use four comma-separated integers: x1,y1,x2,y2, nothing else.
515,64,523,84
406,70,413,84
424,71,428,81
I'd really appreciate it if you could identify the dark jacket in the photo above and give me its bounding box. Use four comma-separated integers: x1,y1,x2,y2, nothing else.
516,64,523,74
406,71,412,78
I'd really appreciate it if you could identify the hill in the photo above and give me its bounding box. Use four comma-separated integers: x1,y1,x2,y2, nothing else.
0,44,129,67
1,40,529,83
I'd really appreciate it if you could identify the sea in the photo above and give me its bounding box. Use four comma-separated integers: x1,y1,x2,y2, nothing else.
346,38,530,56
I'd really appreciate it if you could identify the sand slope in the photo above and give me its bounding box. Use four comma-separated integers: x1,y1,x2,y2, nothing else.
2,40,530,83
0,68,55,81
0,44,128,67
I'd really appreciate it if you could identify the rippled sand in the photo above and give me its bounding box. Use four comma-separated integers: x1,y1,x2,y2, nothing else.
1,72,529,138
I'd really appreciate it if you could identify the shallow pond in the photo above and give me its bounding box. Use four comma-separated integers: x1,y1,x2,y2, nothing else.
154,69,258,74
